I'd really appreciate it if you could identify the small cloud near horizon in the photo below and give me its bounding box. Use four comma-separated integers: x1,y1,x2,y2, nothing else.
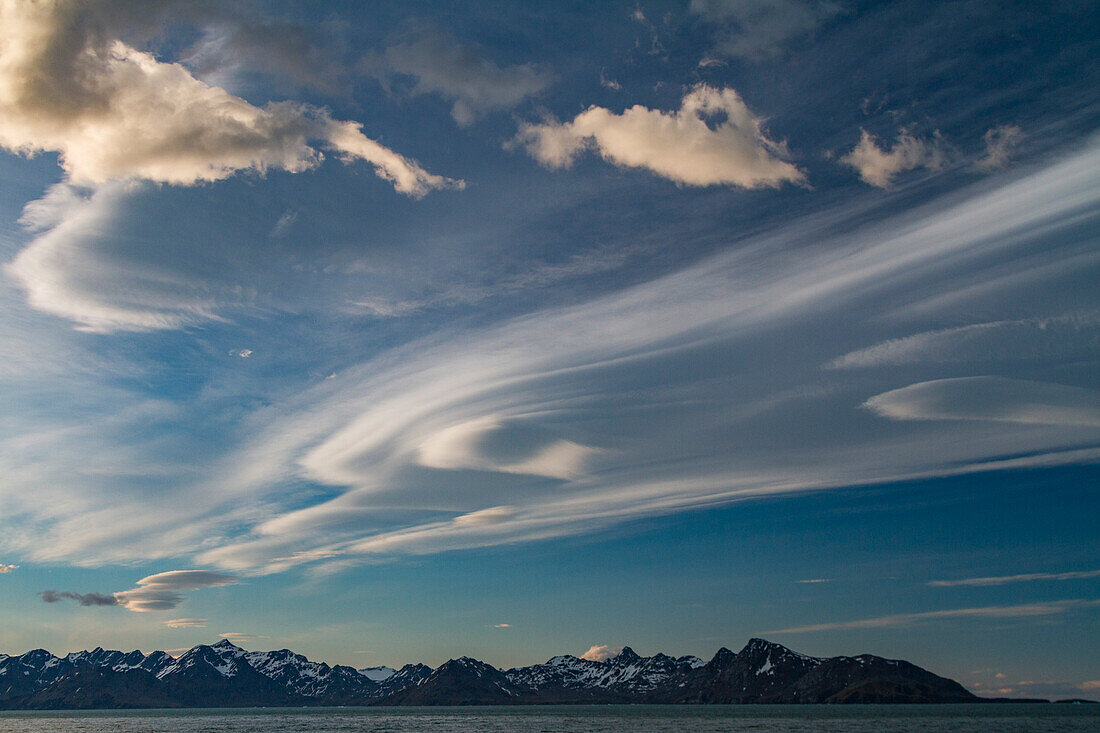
767,598,1100,634
40,590,119,606
164,618,208,628
929,569,1100,587
581,644,621,661
492,623,512,628
218,632,267,641
0,563,17,573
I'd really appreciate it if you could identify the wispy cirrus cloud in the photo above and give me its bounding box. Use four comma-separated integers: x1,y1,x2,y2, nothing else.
826,316,1100,369
691,0,844,61
863,377,1100,427
768,599,1100,634
365,31,554,126
929,569,1100,587
2,129,1097,578
193,140,1100,575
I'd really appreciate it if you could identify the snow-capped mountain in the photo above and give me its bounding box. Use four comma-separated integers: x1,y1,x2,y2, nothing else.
0,637,978,709
357,665,396,682
505,646,706,700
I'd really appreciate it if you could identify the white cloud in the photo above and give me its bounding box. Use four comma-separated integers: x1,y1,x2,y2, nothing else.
417,417,596,479
5,184,227,333
191,141,1100,573
796,578,831,584
515,85,805,188
581,644,621,661
114,570,238,612
218,632,265,640
976,125,1024,171
164,618,208,628
493,623,511,628
270,210,298,238
827,316,1099,369
864,377,1100,427
769,599,1100,634
4,134,1098,575
691,0,843,60
453,507,518,527
0,1,460,195
842,129,948,187
930,569,1100,587
367,32,553,126
0,563,16,573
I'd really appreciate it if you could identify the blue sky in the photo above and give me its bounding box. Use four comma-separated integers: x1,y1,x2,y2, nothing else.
0,0,1097,700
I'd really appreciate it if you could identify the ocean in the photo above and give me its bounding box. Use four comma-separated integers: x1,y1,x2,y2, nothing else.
0,704,1097,732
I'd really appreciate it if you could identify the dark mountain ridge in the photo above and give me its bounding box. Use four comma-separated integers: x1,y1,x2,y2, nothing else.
0,637,984,709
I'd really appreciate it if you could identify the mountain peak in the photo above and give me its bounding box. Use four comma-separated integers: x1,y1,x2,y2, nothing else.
711,646,735,661
739,638,788,655
612,646,640,662
212,639,240,649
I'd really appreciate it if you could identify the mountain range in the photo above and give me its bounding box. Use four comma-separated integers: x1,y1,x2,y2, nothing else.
0,637,981,709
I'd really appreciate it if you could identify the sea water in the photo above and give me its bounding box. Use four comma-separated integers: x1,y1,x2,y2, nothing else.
0,704,1097,732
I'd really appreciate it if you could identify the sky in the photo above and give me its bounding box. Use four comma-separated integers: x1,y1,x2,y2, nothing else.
0,0,1097,700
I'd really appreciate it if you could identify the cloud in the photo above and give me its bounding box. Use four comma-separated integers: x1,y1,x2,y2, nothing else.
691,0,843,60
796,578,831,584
218,632,265,640
514,85,805,188
6,184,228,333
0,563,16,573
366,32,553,126
164,618,208,628
581,644,621,661
0,1,460,195
827,316,1100,369
842,129,949,187
929,569,1100,587
863,377,1100,427
270,211,297,238
39,590,119,606
4,132,1097,575
114,570,238,612
1081,680,1100,690
416,418,595,479
768,599,1100,634
492,623,512,628
452,507,518,527
976,125,1024,171
192,140,1100,573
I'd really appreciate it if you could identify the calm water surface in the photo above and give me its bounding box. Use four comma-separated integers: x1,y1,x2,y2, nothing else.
1,704,1097,732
